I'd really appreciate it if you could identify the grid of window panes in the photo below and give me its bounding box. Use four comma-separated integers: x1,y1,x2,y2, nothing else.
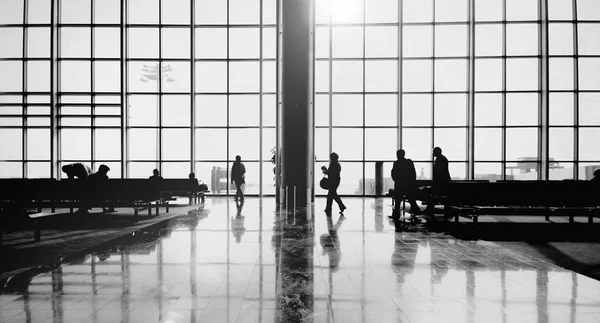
547,0,600,180
0,0,53,178
315,0,600,195
59,0,123,178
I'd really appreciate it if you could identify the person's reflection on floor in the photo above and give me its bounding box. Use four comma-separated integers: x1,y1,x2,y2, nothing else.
391,234,417,285
320,215,345,271
430,241,449,284
232,200,246,243
372,198,384,232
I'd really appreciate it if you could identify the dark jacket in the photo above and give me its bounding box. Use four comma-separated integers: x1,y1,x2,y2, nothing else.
391,158,416,190
326,162,341,182
433,154,451,185
231,162,246,183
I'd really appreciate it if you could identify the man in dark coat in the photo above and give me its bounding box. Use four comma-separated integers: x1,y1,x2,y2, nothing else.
432,147,451,192
391,149,420,218
231,155,246,202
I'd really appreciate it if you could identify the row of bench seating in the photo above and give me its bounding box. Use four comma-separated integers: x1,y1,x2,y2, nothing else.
390,180,600,225
0,178,208,244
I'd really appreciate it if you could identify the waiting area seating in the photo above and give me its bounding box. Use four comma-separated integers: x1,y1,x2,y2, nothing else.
0,178,208,244
388,180,600,225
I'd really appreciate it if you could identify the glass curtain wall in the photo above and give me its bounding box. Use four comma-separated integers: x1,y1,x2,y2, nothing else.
315,0,600,195
1,0,599,195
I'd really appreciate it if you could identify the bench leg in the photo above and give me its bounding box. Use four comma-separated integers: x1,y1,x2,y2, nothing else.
33,221,41,242
148,204,152,216
70,207,74,214
156,202,159,216
589,216,593,224
165,202,169,213
473,216,478,225
455,213,459,223
569,216,574,224
545,214,550,221
134,208,139,222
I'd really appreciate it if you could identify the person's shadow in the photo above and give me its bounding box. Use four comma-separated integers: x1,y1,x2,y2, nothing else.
232,200,246,243
320,215,345,271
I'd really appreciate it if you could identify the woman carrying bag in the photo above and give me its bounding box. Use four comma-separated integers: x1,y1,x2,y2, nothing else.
321,152,347,215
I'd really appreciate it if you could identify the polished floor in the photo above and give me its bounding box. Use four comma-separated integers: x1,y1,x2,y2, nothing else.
1,197,600,323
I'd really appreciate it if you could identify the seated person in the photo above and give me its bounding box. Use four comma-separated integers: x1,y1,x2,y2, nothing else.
149,169,163,180
62,163,93,180
592,169,600,184
77,164,115,214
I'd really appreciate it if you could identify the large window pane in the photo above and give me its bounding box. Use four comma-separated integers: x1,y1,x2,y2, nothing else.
435,0,468,22
434,60,467,92
577,0,600,21
365,129,397,161
128,0,158,24
403,0,433,23
475,129,502,161
95,62,121,92
61,61,91,92
27,61,50,92
196,28,227,59
61,129,91,160
506,128,538,160
28,129,50,160
61,0,91,24
579,58,600,90
402,129,432,161
365,0,398,24
230,28,260,59
28,28,51,58
95,0,120,24
475,25,502,57
434,128,467,162
506,59,539,91
0,129,23,160
332,95,362,126
579,128,600,161
549,93,574,126
506,24,539,56
434,94,467,126
366,61,397,92
230,95,259,126
128,28,159,58
403,26,432,58
195,129,227,160
0,62,22,92
162,0,190,24
196,95,227,126
365,26,397,58
95,129,121,160
0,0,24,24
163,95,191,126
229,62,259,93
95,28,120,58
163,129,191,160
332,27,363,58
365,95,397,126
229,0,259,24
403,60,432,92
332,128,363,161
129,129,158,160
128,95,158,126
579,93,600,126
548,0,573,20
162,29,191,59
402,94,432,126
549,58,574,90
230,129,259,160
506,93,538,126
315,61,330,93
129,62,159,93
196,62,227,93
61,28,91,58
474,94,502,126
0,28,23,58
332,61,363,92
331,0,363,24
435,25,468,57
195,0,227,24
506,0,538,21
162,62,190,93
549,128,574,161
549,24,573,56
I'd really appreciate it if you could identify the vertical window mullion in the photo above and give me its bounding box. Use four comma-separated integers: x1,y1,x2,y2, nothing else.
190,0,196,175
398,0,403,151
572,0,579,179
362,0,366,196
259,0,264,196
467,0,476,180
501,0,507,180
23,0,29,177
120,0,128,178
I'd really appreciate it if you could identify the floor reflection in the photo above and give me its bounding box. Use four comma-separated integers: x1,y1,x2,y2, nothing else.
0,198,599,323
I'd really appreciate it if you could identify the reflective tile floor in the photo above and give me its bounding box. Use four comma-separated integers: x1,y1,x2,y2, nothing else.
1,198,600,323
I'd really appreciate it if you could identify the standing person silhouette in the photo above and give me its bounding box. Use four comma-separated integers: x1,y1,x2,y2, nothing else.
322,152,347,215
427,147,451,214
390,149,421,220
231,155,246,202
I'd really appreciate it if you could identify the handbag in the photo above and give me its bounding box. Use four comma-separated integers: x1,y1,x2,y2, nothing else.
320,176,330,190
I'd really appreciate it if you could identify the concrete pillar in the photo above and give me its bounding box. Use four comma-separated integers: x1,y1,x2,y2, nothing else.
278,0,315,206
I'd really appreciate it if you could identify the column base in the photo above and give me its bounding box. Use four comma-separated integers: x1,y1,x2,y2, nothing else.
280,186,312,207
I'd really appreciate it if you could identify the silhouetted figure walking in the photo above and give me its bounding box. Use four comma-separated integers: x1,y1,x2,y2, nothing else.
322,152,346,215
62,163,93,180
390,149,421,219
231,155,246,202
